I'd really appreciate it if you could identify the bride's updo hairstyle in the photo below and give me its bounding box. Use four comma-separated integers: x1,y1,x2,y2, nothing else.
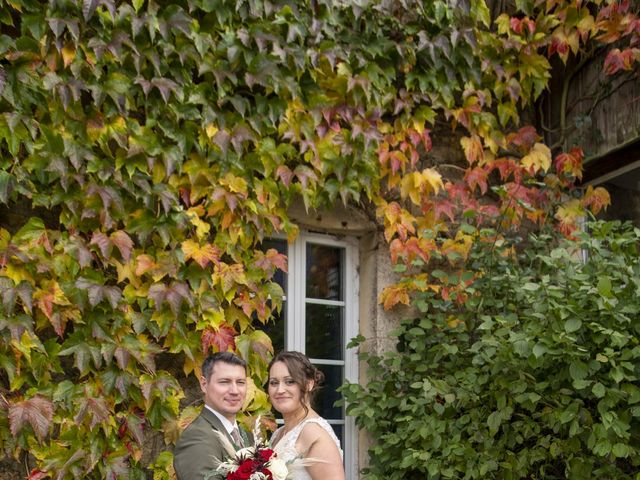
268,351,324,414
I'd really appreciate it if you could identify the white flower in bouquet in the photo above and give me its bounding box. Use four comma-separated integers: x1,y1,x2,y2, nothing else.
265,456,288,480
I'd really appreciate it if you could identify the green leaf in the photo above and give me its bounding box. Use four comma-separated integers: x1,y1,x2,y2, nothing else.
592,382,606,398
564,318,582,333
0,170,14,203
597,276,612,297
569,361,588,381
612,443,630,458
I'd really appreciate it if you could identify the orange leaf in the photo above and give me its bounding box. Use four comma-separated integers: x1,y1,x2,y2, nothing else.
554,147,584,179
380,284,410,310
581,185,611,215
201,324,237,353
181,240,221,268
135,254,157,276
213,263,247,293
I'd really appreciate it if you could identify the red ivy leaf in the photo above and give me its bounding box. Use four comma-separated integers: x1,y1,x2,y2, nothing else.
8,396,54,441
465,166,489,194
74,395,111,429
27,469,48,480
603,48,637,75
166,282,193,317
554,147,584,179
110,230,133,262
508,125,538,150
201,324,237,353
434,198,457,222
294,165,318,189
90,231,112,258
276,165,294,187
253,248,288,276
114,346,131,370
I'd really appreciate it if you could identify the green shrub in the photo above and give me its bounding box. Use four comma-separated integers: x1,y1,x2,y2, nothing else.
343,221,640,479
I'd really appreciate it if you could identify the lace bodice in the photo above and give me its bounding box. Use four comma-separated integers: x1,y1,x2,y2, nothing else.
270,417,343,480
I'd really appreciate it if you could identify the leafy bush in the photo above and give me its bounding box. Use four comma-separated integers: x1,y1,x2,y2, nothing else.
343,221,640,479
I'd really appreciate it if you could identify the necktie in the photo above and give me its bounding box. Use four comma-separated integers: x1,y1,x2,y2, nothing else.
230,426,243,447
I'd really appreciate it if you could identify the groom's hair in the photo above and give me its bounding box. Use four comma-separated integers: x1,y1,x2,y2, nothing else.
202,352,247,381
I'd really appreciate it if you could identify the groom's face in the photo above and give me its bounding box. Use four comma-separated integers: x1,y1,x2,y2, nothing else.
200,361,247,421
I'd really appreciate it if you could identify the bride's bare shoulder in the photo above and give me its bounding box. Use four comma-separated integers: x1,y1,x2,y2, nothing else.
297,420,335,449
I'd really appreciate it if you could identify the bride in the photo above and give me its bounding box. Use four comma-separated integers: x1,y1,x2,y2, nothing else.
268,351,345,480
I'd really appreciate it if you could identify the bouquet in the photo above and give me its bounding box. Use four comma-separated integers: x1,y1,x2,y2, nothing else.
215,444,288,480
205,416,294,480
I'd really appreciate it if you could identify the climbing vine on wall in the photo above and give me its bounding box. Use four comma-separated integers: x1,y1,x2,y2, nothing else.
0,0,637,478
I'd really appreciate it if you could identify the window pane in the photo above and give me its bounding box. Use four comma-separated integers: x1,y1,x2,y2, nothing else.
305,304,343,360
260,306,285,354
313,364,343,420
306,244,342,300
331,424,344,452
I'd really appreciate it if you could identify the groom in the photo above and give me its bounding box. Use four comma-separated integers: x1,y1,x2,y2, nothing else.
174,352,252,480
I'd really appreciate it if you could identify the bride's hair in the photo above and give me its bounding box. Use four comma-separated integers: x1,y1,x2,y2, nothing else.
268,351,324,415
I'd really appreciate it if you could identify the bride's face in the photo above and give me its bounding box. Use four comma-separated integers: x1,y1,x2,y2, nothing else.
268,361,307,415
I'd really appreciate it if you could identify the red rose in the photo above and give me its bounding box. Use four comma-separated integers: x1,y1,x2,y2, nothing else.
258,448,274,462
228,459,257,480
263,467,273,480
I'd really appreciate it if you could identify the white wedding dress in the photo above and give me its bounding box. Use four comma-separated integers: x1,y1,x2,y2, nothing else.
271,417,343,480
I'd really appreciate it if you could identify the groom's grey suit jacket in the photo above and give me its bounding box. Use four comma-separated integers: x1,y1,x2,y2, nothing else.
173,407,251,480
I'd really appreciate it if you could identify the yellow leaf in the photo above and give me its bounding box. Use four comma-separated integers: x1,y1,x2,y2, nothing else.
3,264,34,284
222,173,248,196
186,208,211,239
244,378,271,412
460,135,484,164
11,330,45,364
182,356,197,377
114,260,140,287
0,228,9,247
61,43,75,67
199,308,226,330
412,119,425,134
205,123,218,139
555,198,584,225
421,168,443,194
447,316,464,329
521,142,551,173
400,173,420,205
577,14,595,37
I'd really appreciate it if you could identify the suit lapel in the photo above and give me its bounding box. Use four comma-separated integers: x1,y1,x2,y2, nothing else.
201,408,232,441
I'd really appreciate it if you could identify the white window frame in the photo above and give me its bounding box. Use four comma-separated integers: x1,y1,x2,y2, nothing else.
284,231,359,480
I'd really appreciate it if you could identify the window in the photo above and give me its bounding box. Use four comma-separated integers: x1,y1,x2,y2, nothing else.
261,232,359,479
